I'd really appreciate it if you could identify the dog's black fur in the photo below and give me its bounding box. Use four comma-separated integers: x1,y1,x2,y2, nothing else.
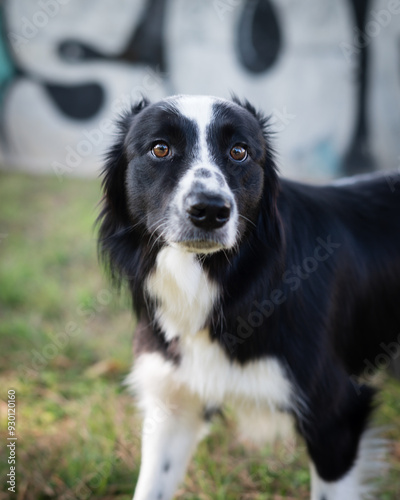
98,96,400,490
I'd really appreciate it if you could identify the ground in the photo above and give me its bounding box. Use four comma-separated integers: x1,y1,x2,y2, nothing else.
0,172,399,500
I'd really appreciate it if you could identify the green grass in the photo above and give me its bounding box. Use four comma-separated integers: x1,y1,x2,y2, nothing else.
0,172,399,500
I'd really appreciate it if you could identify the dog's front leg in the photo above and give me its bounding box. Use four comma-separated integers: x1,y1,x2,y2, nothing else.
131,354,207,500
133,408,205,500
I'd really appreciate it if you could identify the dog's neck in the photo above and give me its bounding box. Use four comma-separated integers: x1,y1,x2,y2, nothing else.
145,246,220,341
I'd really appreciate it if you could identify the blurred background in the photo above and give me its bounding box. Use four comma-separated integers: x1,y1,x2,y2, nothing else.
0,1,400,499
0,0,400,180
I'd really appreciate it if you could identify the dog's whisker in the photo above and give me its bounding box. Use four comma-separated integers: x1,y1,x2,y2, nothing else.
221,249,232,266
148,219,170,251
238,213,256,228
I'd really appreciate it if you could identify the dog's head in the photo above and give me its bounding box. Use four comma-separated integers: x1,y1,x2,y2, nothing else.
99,95,279,266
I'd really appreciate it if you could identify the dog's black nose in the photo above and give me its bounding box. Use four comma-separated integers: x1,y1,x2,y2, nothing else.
186,194,231,230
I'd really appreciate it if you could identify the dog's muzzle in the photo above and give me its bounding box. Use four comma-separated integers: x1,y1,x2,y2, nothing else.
167,170,238,253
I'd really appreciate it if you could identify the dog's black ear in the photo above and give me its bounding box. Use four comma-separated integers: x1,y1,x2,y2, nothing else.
101,98,149,224
257,134,283,275
231,94,278,180
97,98,149,284
232,95,283,269
231,94,274,144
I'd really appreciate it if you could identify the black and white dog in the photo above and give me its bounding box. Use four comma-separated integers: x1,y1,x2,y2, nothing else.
98,95,400,500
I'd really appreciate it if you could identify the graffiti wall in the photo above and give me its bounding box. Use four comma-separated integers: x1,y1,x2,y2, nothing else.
0,0,399,180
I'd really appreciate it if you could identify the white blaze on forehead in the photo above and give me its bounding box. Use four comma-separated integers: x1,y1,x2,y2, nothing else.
174,95,217,123
174,95,219,164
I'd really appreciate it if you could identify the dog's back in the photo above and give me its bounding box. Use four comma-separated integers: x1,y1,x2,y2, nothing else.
277,174,400,376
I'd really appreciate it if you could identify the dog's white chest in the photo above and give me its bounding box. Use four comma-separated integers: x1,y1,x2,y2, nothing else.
178,329,294,409
144,246,294,411
146,246,219,341
144,246,293,410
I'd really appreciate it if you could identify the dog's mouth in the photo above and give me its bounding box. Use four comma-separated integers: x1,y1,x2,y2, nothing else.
172,239,225,254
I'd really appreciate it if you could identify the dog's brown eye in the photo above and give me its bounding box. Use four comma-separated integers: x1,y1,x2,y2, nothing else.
152,142,169,158
230,145,247,162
